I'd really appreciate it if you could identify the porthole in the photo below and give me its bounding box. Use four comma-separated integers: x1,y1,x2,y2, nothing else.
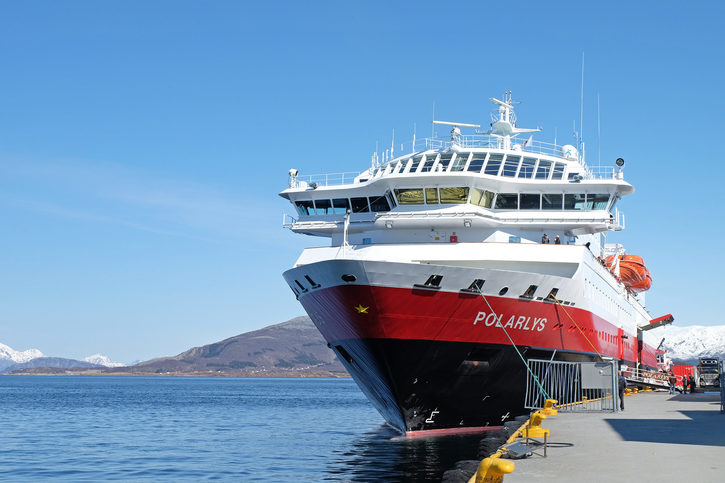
498,287,509,296
341,274,357,282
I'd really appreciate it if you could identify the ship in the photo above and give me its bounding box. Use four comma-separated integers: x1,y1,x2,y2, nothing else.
280,94,665,434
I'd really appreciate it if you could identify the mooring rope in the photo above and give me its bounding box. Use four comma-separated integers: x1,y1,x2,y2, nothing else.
476,288,550,401
550,294,604,362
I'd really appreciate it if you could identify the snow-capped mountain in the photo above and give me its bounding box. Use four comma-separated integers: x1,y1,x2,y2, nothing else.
83,354,124,368
0,343,43,371
658,325,725,363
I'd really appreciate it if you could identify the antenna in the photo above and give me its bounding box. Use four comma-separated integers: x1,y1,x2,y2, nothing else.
579,52,585,151
597,92,601,169
432,102,436,138
554,127,557,146
412,123,416,151
391,129,395,159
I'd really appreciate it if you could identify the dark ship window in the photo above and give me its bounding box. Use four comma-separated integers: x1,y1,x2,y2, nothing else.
498,287,509,296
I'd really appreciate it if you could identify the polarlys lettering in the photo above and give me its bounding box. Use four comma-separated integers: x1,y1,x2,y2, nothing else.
473,312,546,332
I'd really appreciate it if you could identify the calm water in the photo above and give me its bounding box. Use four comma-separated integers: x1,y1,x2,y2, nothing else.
0,376,482,481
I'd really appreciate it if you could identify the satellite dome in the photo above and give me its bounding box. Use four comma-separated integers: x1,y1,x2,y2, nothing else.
561,144,579,160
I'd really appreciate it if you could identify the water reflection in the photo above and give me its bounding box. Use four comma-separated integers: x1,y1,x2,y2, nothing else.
326,424,483,481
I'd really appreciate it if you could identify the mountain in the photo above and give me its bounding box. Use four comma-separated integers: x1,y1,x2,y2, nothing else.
0,343,43,371
128,316,346,375
83,354,124,367
5,357,101,373
660,325,725,364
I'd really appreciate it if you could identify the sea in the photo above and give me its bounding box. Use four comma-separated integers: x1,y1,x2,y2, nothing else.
0,376,483,481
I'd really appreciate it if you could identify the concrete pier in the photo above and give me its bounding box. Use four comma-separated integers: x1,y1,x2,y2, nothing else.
505,391,725,481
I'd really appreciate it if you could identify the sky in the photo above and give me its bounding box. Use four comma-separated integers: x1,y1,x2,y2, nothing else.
1,1,723,363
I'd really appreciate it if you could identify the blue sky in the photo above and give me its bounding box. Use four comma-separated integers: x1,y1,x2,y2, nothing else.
1,1,723,363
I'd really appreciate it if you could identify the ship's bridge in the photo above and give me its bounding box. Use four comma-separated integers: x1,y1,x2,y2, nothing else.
279,96,633,247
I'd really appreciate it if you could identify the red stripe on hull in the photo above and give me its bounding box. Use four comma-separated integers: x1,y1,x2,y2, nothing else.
300,284,651,364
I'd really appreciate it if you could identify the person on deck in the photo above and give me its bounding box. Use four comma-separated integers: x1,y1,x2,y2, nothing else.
554,235,561,244
541,234,549,244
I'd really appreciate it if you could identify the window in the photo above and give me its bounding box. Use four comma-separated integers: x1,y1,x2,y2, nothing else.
467,154,487,173
393,160,406,173
437,154,454,172
407,156,423,173
484,154,504,175
535,160,552,179
470,188,494,208
439,187,469,204
502,156,521,177
451,152,470,171
332,198,350,214
314,199,333,214
551,162,566,180
518,158,537,178
564,194,587,210
394,188,425,204
420,154,438,172
369,194,391,212
425,188,439,204
589,194,610,210
385,190,397,208
520,193,541,210
542,193,563,210
350,197,369,213
495,193,518,209
295,200,314,216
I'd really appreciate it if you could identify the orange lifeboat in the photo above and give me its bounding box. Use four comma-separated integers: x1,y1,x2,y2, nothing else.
605,254,652,293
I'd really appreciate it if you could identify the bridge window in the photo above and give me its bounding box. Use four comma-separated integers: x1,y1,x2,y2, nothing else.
295,200,315,216
589,194,610,210
467,154,487,173
520,193,541,210
542,193,563,210
425,188,439,204
350,197,370,213
470,188,494,208
518,158,537,178
394,188,425,204
385,190,397,208
420,154,438,173
439,187,469,204
451,152,470,171
314,199,333,215
484,154,504,175
407,156,423,173
369,194,391,212
502,156,521,177
495,193,518,209
535,160,552,179
332,198,350,214
551,162,566,180
438,154,454,172
393,160,406,174
564,194,587,210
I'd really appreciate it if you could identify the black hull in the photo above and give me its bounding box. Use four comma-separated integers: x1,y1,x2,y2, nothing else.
331,338,600,433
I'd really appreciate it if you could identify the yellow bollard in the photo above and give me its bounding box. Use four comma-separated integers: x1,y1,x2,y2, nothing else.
472,456,515,483
526,411,550,438
541,399,558,416
625,388,632,395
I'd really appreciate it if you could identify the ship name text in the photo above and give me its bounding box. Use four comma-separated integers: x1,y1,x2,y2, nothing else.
473,312,547,331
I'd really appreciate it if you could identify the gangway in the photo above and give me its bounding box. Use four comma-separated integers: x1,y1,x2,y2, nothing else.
623,367,670,390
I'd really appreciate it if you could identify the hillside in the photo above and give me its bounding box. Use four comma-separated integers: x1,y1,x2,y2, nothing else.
125,316,346,375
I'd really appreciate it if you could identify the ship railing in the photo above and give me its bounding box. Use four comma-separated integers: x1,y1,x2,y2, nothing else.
378,210,611,224
419,135,564,158
608,208,625,231
291,171,364,188
282,213,297,228
582,165,625,180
